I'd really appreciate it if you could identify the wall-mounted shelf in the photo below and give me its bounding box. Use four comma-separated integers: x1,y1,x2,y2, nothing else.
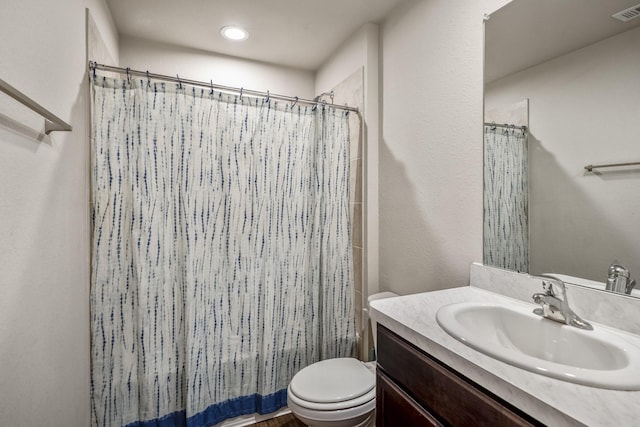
0,77,72,134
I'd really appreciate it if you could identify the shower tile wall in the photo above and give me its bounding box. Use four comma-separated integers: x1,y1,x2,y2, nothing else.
87,10,119,169
329,68,364,358
87,11,116,68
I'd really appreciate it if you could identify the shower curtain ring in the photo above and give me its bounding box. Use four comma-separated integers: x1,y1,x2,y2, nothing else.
146,71,151,87
240,87,243,99
92,63,97,79
266,90,270,103
126,67,131,84
177,74,182,89
210,80,214,95
291,96,298,108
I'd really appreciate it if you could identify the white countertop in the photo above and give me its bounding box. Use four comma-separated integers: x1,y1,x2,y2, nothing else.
370,286,640,427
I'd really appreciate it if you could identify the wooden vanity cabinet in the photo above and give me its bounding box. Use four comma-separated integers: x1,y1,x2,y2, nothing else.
375,325,543,427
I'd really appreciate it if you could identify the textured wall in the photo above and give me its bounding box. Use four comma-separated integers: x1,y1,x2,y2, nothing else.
0,1,117,426
379,0,509,295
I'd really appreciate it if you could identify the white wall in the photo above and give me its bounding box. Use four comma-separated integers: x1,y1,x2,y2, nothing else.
119,35,315,98
379,0,509,295
315,24,381,298
485,26,640,282
0,1,118,426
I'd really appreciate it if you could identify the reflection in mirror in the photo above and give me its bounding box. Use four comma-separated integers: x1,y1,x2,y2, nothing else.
483,0,640,297
483,101,529,273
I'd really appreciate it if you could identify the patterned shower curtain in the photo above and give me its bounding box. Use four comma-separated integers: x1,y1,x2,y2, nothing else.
483,126,529,273
90,76,356,427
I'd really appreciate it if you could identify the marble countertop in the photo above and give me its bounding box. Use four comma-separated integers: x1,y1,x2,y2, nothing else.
370,286,640,427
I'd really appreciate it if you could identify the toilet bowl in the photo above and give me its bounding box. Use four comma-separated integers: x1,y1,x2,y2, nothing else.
287,292,398,427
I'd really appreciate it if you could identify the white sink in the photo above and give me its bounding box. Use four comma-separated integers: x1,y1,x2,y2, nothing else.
436,301,640,390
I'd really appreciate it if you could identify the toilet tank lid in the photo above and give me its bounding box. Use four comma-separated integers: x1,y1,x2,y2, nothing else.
289,358,375,404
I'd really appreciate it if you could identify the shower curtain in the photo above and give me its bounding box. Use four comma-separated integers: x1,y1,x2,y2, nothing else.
483,126,529,273
90,76,356,427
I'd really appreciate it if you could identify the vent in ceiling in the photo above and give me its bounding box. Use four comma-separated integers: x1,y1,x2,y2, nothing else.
612,3,640,22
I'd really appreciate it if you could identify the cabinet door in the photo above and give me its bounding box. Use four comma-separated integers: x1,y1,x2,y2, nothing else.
377,325,541,427
376,369,443,427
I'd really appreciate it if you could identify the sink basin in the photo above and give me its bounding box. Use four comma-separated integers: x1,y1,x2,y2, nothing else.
436,301,640,390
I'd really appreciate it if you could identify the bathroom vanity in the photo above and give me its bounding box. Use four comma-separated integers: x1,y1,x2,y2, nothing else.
370,264,640,427
376,325,540,426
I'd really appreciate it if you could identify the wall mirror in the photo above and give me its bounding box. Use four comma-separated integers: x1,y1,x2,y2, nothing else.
483,0,640,297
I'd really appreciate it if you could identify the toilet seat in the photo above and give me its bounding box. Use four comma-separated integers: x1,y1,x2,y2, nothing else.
288,358,375,411
287,358,376,427
287,388,375,425
288,385,376,411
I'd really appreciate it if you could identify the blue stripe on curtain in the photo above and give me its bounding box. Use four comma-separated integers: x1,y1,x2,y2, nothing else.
124,389,288,427
90,75,356,427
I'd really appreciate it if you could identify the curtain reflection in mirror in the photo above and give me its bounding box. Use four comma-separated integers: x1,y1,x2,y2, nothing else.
483,126,529,272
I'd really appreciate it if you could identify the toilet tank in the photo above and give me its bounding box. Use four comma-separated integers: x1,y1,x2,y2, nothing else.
366,292,398,356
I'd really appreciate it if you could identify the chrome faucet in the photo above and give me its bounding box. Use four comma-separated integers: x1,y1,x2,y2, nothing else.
606,263,636,295
532,275,593,330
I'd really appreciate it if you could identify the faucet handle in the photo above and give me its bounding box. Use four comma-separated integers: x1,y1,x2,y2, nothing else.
541,280,557,296
538,276,572,314
540,276,568,302
627,279,637,295
608,262,630,278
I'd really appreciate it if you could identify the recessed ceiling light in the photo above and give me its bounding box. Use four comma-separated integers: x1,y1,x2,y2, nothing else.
221,26,249,41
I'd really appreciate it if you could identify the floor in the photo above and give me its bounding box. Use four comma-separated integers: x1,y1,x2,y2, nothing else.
252,413,305,427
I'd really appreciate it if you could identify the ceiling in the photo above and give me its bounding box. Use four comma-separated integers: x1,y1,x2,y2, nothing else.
485,0,640,83
106,0,407,71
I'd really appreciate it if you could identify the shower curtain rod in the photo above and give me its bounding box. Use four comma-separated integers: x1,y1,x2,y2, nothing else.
89,62,361,116
484,122,527,132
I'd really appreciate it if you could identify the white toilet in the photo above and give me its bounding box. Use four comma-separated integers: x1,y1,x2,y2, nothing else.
287,292,398,427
